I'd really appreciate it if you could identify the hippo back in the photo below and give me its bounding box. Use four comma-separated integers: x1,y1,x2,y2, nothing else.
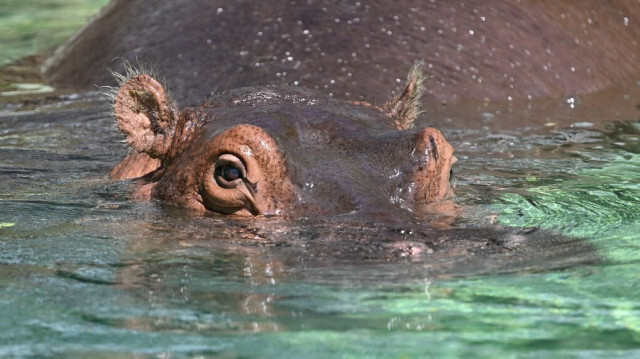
43,0,640,106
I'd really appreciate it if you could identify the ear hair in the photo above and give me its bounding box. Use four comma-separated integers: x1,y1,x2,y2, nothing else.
384,60,427,130
102,58,168,103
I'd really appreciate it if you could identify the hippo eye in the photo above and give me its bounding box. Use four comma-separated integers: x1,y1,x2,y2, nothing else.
449,168,454,182
214,154,247,188
222,166,242,181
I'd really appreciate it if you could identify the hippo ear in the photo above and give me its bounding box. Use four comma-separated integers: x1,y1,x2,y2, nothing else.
113,74,178,159
383,61,426,130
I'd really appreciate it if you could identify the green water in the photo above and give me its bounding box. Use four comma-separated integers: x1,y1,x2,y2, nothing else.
496,154,640,261
2,3,640,358
0,0,108,66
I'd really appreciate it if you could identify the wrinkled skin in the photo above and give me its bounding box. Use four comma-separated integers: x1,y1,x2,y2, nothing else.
111,68,456,218
44,0,640,106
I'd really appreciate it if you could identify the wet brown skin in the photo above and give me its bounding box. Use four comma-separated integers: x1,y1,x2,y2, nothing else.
44,0,640,106
111,69,455,217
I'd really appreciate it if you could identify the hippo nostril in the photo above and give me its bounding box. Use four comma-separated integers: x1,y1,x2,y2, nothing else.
449,155,457,183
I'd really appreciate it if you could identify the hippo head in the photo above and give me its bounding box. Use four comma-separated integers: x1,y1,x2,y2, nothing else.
110,63,456,217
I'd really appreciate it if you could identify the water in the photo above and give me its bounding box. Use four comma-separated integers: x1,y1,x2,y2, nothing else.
3,4,640,359
0,0,107,67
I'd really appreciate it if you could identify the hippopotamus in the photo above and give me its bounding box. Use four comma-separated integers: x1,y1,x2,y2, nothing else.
110,62,455,217
43,0,640,107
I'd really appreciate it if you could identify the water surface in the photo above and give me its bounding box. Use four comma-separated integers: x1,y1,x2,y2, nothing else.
0,0,108,66
2,82,640,358
2,3,640,358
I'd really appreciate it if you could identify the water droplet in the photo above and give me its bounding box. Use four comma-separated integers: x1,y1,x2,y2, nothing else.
571,121,593,128
565,96,580,109
481,112,495,120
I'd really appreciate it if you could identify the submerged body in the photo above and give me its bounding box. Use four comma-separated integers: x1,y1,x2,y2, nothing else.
78,0,599,264
111,65,455,218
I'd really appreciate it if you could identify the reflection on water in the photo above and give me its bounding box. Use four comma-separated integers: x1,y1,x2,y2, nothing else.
2,81,640,357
